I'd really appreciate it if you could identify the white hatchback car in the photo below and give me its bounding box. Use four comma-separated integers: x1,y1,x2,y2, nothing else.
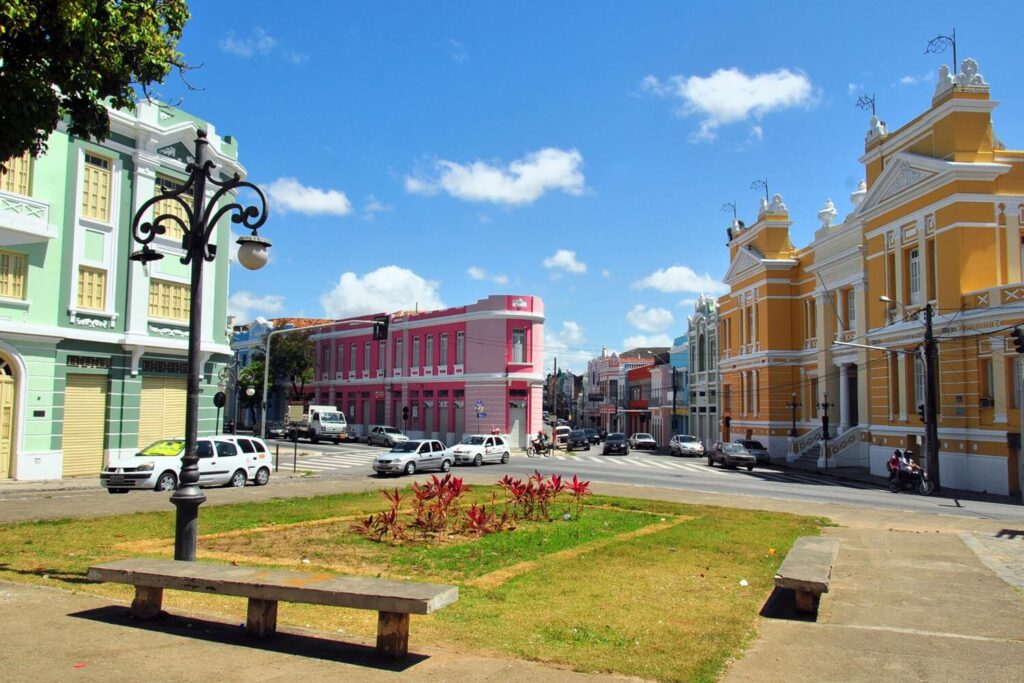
451,434,510,466
100,436,272,494
669,434,705,457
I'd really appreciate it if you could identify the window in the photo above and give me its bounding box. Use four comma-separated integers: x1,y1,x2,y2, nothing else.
81,153,112,222
0,151,32,195
322,345,329,376
710,339,717,369
913,355,925,409
336,346,344,373
456,331,465,365
426,335,434,367
412,337,420,368
77,266,107,311
512,328,526,363
698,334,706,371
148,279,190,321
0,250,27,300
981,358,994,400
153,175,191,241
378,340,385,371
909,248,921,305
363,341,370,374
1013,357,1024,410
440,333,449,365
350,343,357,373
395,339,403,370
846,289,856,329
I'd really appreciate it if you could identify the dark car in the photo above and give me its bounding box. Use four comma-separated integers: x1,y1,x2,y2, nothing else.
262,421,287,440
566,429,591,451
602,432,629,455
708,441,756,470
734,439,770,464
583,428,601,444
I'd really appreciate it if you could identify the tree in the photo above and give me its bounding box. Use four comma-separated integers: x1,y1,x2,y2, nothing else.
255,332,314,401
0,0,191,170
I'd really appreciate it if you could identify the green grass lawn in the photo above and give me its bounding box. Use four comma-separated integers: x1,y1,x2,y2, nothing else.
0,487,825,682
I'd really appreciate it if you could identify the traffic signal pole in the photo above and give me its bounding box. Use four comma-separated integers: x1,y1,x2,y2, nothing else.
923,304,941,490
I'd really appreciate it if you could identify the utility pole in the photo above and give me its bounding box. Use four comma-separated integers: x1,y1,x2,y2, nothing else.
923,304,941,490
552,357,558,429
820,392,834,473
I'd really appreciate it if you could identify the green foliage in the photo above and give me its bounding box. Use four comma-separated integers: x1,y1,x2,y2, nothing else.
254,331,314,400
0,0,191,169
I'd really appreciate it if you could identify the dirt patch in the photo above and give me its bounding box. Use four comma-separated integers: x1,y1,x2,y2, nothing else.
467,515,693,589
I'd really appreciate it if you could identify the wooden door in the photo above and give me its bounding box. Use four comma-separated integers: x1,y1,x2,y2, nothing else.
0,362,14,479
62,374,109,476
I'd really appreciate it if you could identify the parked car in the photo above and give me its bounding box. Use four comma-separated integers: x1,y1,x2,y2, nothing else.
708,441,756,470
734,439,770,464
367,425,409,447
345,425,361,441
566,429,591,451
628,432,657,450
553,425,572,448
583,428,601,444
669,434,705,457
100,436,271,493
602,432,629,455
372,439,453,476
451,434,510,466
262,421,287,440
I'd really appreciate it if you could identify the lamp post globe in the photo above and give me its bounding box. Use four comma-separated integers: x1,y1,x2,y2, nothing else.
236,235,271,271
245,386,256,398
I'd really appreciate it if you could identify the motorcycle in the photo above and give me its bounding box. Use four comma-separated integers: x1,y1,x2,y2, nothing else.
526,439,552,457
889,468,935,496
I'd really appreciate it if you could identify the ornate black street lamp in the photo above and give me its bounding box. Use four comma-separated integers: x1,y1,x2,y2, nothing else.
130,130,270,561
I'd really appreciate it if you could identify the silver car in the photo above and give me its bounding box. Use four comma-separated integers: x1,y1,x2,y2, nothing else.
734,439,770,465
669,434,705,457
367,425,409,447
373,439,452,476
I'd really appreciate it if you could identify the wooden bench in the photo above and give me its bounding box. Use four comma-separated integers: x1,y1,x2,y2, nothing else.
774,536,839,613
86,558,458,658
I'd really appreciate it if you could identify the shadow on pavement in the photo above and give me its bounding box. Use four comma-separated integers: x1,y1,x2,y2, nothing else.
69,606,427,671
0,563,93,584
740,468,881,491
758,587,820,622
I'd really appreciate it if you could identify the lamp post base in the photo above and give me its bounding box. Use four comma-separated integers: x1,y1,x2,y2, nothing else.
170,486,207,561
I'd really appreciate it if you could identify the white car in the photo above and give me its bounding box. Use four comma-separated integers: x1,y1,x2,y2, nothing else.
100,436,272,494
451,434,510,466
367,425,409,447
628,433,657,450
373,439,453,476
669,434,705,457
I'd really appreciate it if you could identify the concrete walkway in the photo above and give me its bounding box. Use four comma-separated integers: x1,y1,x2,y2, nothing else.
1,481,1022,681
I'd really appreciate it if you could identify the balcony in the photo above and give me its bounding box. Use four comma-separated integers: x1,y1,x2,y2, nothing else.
0,191,54,245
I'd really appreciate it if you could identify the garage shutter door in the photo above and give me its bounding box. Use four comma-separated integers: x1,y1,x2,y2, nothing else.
62,374,109,476
138,376,187,448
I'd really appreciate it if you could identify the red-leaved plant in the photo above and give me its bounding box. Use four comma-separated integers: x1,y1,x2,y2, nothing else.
566,474,591,518
411,474,469,534
350,488,405,542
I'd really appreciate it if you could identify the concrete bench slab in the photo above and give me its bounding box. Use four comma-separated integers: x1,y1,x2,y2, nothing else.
87,558,458,658
774,536,839,613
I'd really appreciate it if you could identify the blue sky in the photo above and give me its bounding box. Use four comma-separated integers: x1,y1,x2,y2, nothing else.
158,1,1024,371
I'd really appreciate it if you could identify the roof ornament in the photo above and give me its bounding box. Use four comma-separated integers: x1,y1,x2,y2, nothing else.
850,180,867,208
955,57,986,86
751,178,769,216
767,193,787,214
817,199,837,229
935,64,955,96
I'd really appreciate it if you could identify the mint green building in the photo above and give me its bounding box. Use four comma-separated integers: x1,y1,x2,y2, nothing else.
0,102,240,479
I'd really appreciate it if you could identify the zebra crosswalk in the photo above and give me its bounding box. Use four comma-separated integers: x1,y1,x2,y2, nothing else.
291,448,378,473
542,454,729,476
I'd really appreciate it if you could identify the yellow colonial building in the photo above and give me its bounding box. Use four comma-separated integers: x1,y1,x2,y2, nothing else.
718,58,1024,497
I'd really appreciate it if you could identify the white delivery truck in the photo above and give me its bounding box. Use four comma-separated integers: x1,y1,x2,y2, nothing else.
286,404,348,444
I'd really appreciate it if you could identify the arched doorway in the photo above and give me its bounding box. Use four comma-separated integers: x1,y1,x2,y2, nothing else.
0,356,16,479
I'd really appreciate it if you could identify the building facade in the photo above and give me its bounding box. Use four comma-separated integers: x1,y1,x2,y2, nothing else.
583,347,663,434
310,295,544,448
669,334,690,436
717,58,1024,496
0,102,238,479
687,295,720,447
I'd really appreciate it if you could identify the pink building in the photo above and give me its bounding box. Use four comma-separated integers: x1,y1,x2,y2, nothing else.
310,295,544,448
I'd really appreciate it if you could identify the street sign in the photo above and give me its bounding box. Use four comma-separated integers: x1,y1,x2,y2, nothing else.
474,402,484,414
478,412,487,418
213,391,226,409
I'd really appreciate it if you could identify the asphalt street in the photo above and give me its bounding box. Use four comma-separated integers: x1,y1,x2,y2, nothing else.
2,440,1022,524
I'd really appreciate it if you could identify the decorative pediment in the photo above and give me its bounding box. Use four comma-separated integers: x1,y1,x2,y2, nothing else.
856,153,946,215
722,246,765,285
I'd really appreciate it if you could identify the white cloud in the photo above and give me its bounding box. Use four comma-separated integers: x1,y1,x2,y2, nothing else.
622,333,673,349
405,148,585,205
626,304,674,332
601,269,611,279
748,125,763,142
228,291,285,322
633,266,726,294
319,266,444,318
677,297,699,308
264,178,352,216
362,195,393,220
847,82,863,97
467,266,509,284
642,67,816,141
447,38,468,63
284,50,309,65
545,321,592,372
895,72,932,87
220,28,277,58
543,249,587,274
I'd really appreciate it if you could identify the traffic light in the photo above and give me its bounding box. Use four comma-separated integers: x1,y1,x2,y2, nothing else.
372,315,389,341
402,406,409,421
916,404,926,422
1012,327,1024,354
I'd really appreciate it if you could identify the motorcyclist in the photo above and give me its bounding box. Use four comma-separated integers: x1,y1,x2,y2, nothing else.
887,449,902,485
899,450,921,487
531,430,550,454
